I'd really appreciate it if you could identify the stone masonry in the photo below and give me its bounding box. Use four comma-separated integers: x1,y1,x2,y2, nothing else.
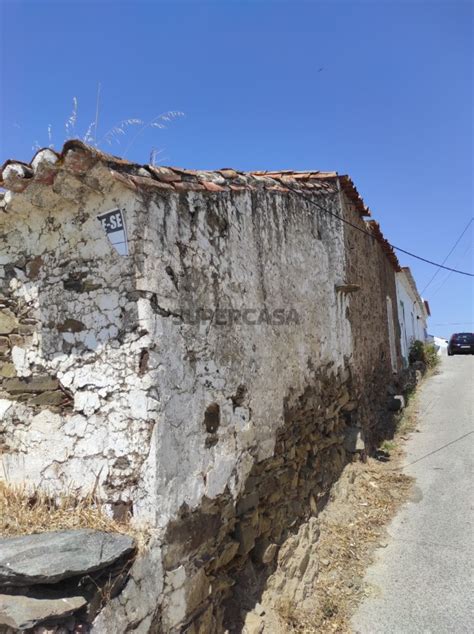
0,141,402,632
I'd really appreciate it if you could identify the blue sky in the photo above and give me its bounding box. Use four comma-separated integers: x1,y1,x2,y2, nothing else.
1,0,472,338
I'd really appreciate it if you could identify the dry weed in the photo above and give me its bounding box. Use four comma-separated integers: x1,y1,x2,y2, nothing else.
273,388,424,633
0,480,149,550
275,458,413,633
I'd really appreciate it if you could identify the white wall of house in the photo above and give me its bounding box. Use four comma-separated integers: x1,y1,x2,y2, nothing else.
396,270,429,365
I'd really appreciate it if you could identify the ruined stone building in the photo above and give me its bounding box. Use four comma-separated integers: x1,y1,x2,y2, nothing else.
0,141,403,632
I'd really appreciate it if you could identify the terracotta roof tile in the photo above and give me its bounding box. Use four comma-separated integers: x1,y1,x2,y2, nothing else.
0,139,371,218
148,166,182,182
367,220,401,271
173,181,205,192
109,170,137,191
201,181,227,192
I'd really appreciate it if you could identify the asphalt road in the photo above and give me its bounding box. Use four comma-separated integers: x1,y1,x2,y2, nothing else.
353,354,474,634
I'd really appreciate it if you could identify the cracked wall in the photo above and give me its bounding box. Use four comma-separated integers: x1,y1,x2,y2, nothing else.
131,187,353,532
0,163,401,632
0,177,158,520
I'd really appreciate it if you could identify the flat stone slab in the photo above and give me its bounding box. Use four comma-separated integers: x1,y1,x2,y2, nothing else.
0,593,86,630
0,529,136,586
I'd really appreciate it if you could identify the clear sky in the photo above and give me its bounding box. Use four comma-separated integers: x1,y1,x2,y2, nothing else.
1,0,472,338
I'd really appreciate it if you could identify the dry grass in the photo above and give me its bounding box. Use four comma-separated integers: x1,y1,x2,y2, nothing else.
0,480,149,550
274,458,413,633
397,383,423,436
271,388,427,634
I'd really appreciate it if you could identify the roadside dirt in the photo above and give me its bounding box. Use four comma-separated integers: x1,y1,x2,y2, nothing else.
242,397,420,633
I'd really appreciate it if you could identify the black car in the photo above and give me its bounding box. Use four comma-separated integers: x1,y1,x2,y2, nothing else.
447,333,474,355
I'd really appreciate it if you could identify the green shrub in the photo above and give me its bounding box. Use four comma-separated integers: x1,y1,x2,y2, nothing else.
424,343,440,369
408,340,440,369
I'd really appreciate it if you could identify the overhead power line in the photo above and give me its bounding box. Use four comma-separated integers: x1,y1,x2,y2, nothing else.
430,242,472,298
431,321,474,326
283,184,474,277
420,218,473,294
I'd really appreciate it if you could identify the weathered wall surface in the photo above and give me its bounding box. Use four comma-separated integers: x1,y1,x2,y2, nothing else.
0,171,159,520
129,185,357,632
340,204,402,444
133,186,353,528
396,269,428,365
0,145,402,633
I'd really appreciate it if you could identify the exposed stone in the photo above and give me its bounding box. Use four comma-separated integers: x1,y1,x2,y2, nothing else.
262,543,278,564
0,147,406,631
236,491,259,516
235,520,257,555
185,568,210,616
0,363,16,378
18,323,35,335
0,310,18,335
26,255,43,280
163,510,222,570
243,612,264,634
213,540,239,570
2,375,59,394
29,390,65,407
0,337,9,354
0,594,86,631
91,536,163,634
342,399,358,412
184,603,215,634
8,334,23,348
0,529,136,586
57,319,86,333
344,426,366,453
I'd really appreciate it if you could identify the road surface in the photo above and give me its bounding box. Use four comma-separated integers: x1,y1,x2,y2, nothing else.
353,354,474,633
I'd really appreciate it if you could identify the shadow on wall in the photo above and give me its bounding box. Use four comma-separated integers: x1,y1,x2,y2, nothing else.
159,362,361,631
158,349,417,632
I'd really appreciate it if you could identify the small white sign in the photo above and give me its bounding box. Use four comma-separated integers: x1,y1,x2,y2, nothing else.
97,208,128,256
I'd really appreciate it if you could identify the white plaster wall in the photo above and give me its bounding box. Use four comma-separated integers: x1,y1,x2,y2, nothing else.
133,189,353,527
396,272,427,364
0,178,158,521
1,178,355,531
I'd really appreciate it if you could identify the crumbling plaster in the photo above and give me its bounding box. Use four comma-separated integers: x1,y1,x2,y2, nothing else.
132,187,352,526
0,150,404,631
1,168,353,527
1,176,159,519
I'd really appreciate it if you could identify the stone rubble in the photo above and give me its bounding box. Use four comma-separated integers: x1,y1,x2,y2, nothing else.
0,594,86,631
0,530,136,586
0,529,136,633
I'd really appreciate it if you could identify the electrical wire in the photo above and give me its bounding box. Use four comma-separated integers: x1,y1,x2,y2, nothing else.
420,218,473,294
429,242,473,298
283,183,474,277
430,321,474,326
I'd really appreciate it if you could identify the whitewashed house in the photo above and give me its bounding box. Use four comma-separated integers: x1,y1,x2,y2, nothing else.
396,267,431,365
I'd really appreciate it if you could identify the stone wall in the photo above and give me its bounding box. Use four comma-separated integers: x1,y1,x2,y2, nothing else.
132,186,353,531
340,199,402,447
0,145,402,632
0,175,159,520
0,286,71,413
